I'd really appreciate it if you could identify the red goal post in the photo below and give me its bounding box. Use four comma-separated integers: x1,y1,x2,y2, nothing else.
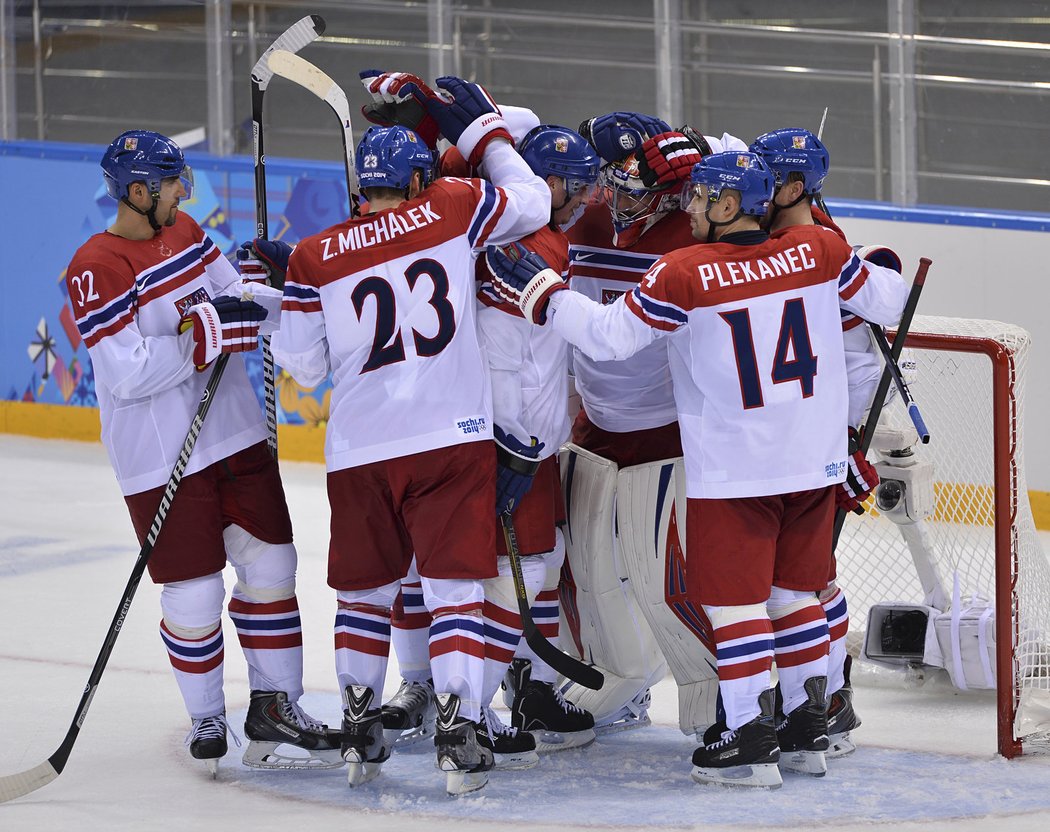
836,316,1050,759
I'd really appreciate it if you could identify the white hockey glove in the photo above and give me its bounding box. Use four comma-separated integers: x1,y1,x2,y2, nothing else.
485,242,567,325
853,244,902,273
178,296,266,371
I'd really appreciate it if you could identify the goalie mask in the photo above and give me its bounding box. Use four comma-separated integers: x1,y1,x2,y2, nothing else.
599,154,678,246
355,125,437,195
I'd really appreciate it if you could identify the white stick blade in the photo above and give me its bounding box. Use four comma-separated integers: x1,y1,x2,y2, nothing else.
267,50,339,100
250,15,326,86
0,761,59,803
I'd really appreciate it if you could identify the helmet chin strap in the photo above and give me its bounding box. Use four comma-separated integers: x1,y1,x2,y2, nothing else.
122,191,163,233
704,205,743,243
766,186,808,229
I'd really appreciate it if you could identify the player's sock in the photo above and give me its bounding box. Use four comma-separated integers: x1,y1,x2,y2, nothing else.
703,603,775,730
820,585,849,696
228,593,305,699
160,619,225,719
425,577,487,723
392,573,433,685
335,597,393,698
767,587,830,715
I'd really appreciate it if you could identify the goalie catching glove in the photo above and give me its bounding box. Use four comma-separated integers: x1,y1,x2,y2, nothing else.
838,427,879,513
485,242,566,325
494,425,545,515
359,69,442,149
236,238,293,290
178,295,266,371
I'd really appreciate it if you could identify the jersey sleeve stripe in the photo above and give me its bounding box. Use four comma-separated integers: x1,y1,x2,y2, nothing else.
466,180,498,249
838,262,870,301
138,262,207,307
134,241,210,296
76,292,135,344
625,286,684,332
284,282,321,301
474,187,508,248
281,282,322,313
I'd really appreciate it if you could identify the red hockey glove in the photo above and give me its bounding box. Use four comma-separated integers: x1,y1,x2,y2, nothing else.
358,69,442,149
178,296,266,371
837,428,879,513
636,131,705,189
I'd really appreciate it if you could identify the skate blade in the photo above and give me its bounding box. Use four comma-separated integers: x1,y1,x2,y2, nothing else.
493,749,540,771
778,749,828,776
205,758,220,779
444,769,489,797
593,713,651,736
532,728,596,753
346,760,383,787
242,741,345,771
826,731,857,759
691,762,782,789
385,719,437,750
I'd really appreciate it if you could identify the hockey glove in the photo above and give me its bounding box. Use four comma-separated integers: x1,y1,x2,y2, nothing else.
494,425,545,516
178,296,266,371
837,428,880,514
359,69,442,149
485,242,566,325
402,75,512,167
635,131,706,189
578,111,671,163
853,244,902,274
236,238,293,290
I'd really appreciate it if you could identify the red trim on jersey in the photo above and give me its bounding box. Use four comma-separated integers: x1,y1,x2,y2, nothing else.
841,315,865,331
82,308,136,348
475,188,509,248
838,264,870,301
625,289,680,332
281,298,323,314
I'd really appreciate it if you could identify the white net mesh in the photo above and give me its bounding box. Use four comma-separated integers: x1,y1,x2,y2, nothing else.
836,315,1050,753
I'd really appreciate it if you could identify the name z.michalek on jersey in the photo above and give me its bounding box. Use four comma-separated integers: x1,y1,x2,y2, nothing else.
320,201,443,258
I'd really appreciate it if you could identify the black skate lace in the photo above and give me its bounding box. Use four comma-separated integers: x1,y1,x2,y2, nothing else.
185,713,241,748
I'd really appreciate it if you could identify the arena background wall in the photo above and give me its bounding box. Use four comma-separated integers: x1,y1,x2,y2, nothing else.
0,140,1046,525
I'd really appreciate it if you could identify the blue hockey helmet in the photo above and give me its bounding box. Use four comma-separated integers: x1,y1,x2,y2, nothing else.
748,128,829,194
681,151,774,217
355,125,436,192
517,124,600,195
101,130,192,201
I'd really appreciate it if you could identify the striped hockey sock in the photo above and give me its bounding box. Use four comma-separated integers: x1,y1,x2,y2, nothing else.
821,586,849,695
429,602,486,722
160,619,225,719
335,600,392,698
768,588,830,715
228,594,304,699
391,578,433,685
703,604,774,730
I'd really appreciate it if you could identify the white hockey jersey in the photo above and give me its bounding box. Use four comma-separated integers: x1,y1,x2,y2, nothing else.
65,214,267,495
477,223,571,457
273,145,550,471
547,225,909,499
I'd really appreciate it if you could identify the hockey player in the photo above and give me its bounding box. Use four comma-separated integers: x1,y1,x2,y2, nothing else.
271,76,551,796
65,130,341,776
476,124,600,753
750,127,887,759
484,151,909,787
559,114,744,733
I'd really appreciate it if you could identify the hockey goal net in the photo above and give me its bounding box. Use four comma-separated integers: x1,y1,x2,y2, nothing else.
836,315,1050,758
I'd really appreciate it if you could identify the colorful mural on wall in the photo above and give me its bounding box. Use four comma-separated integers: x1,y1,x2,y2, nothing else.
0,141,349,425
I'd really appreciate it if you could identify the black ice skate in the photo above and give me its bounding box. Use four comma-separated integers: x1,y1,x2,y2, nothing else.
826,686,862,758
507,659,596,752
776,676,830,776
381,677,437,748
242,690,344,771
479,705,539,770
341,685,391,787
186,713,232,778
434,693,494,796
690,690,782,789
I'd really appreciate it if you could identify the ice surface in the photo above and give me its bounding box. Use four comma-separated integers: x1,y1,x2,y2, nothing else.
3,435,1050,832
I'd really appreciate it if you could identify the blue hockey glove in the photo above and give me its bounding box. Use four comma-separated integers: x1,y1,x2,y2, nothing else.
402,75,512,167
853,244,902,274
494,425,545,516
178,296,266,371
485,242,566,325
237,238,293,290
359,69,441,149
578,111,671,163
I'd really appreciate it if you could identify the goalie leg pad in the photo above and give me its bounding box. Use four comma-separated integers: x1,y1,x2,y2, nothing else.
160,572,227,719
616,456,720,738
558,445,666,725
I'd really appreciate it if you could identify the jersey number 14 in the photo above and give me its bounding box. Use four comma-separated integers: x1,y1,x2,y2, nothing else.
719,297,817,409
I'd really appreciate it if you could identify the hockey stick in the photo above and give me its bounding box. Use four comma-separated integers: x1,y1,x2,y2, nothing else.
250,14,327,459
869,323,930,444
832,257,932,550
266,49,360,212
0,356,231,803
500,510,605,690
